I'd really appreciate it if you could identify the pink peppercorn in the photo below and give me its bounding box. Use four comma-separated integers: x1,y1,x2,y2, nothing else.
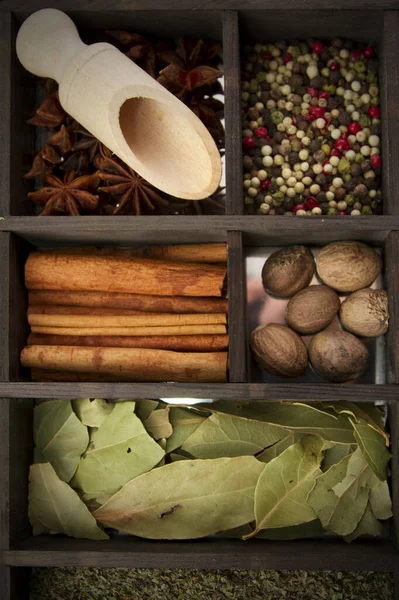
330,148,342,158
261,52,272,60
338,210,347,215
243,136,255,149
370,154,381,169
364,45,375,58
329,61,340,71
319,91,329,100
293,203,306,213
312,41,324,54
351,49,362,61
308,106,326,121
307,87,319,97
368,106,380,118
348,122,361,135
305,197,319,210
334,138,350,152
260,178,271,190
284,53,293,63
255,127,268,138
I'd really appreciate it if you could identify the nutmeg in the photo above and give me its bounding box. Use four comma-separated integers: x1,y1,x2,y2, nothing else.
286,285,341,335
316,241,381,292
340,288,389,337
251,323,308,378
262,245,315,298
308,330,369,383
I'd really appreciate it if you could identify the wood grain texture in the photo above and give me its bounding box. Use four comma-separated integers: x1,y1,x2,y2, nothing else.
0,382,398,400
9,234,31,382
391,401,399,551
223,11,242,215
0,399,10,551
0,13,11,217
2,1,399,11
3,537,398,570
385,232,399,383
381,12,399,215
227,232,247,382
0,216,397,244
239,9,382,44
0,234,10,382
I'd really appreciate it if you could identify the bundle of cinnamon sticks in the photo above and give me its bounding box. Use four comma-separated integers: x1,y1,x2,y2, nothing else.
21,243,228,383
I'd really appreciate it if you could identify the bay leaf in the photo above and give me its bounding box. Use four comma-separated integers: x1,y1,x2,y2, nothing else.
344,503,383,542
244,435,324,539
322,444,353,472
182,413,287,459
144,408,172,440
73,398,114,428
34,400,89,482
166,407,207,453
200,401,355,444
29,463,108,540
94,456,264,540
255,519,325,540
327,402,389,445
350,419,391,480
369,480,393,520
308,448,371,536
71,401,164,499
256,432,302,463
135,400,159,421
216,523,254,538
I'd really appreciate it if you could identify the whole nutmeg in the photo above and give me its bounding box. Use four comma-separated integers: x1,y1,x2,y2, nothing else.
286,285,341,335
251,323,308,377
340,288,389,337
308,330,369,383
316,241,381,292
262,245,315,298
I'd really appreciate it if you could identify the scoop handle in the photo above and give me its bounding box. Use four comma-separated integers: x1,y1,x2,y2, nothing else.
16,8,86,83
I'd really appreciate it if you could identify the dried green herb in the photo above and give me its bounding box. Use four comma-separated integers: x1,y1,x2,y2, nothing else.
94,456,264,539
72,398,114,428
29,463,108,540
182,412,287,459
71,402,164,499
350,418,391,480
166,407,207,453
244,436,325,538
144,407,173,440
34,400,89,482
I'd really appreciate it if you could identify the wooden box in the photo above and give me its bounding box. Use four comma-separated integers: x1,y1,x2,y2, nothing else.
0,3,398,598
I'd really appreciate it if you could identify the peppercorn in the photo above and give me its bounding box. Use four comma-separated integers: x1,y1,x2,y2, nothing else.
353,183,368,197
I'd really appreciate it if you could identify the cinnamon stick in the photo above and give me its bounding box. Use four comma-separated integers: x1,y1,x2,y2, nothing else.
28,312,227,328
25,253,226,297
28,290,228,313
27,305,142,316
46,243,227,263
30,324,227,336
28,333,229,352
21,345,228,383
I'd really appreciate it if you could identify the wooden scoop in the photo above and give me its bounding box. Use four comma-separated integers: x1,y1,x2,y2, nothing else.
16,9,222,200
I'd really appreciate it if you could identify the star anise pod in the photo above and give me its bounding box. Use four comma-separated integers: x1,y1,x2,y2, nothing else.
157,39,222,100
189,90,224,145
97,156,169,216
28,171,100,216
24,125,72,179
106,30,157,77
27,91,67,128
72,127,112,165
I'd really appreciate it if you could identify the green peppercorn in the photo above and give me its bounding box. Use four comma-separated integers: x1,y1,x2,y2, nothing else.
361,205,372,215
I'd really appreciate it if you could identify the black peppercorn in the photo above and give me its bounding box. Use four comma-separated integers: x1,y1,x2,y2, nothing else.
338,111,351,126
288,151,300,165
309,139,321,153
283,197,295,210
315,173,327,186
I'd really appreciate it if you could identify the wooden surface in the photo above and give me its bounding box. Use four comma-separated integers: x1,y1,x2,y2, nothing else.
3,537,398,571
1,3,399,598
223,11,242,215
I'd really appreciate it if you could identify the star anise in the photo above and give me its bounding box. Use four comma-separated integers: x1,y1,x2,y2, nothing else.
24,125,72,179
27,91,67,128
72,127,112,165
106,30,157,77
97,156,169,215
189,90,224,145
157,39,222,100
28,171,100,216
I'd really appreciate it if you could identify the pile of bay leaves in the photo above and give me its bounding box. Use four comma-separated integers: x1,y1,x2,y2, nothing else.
29,398,393,542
